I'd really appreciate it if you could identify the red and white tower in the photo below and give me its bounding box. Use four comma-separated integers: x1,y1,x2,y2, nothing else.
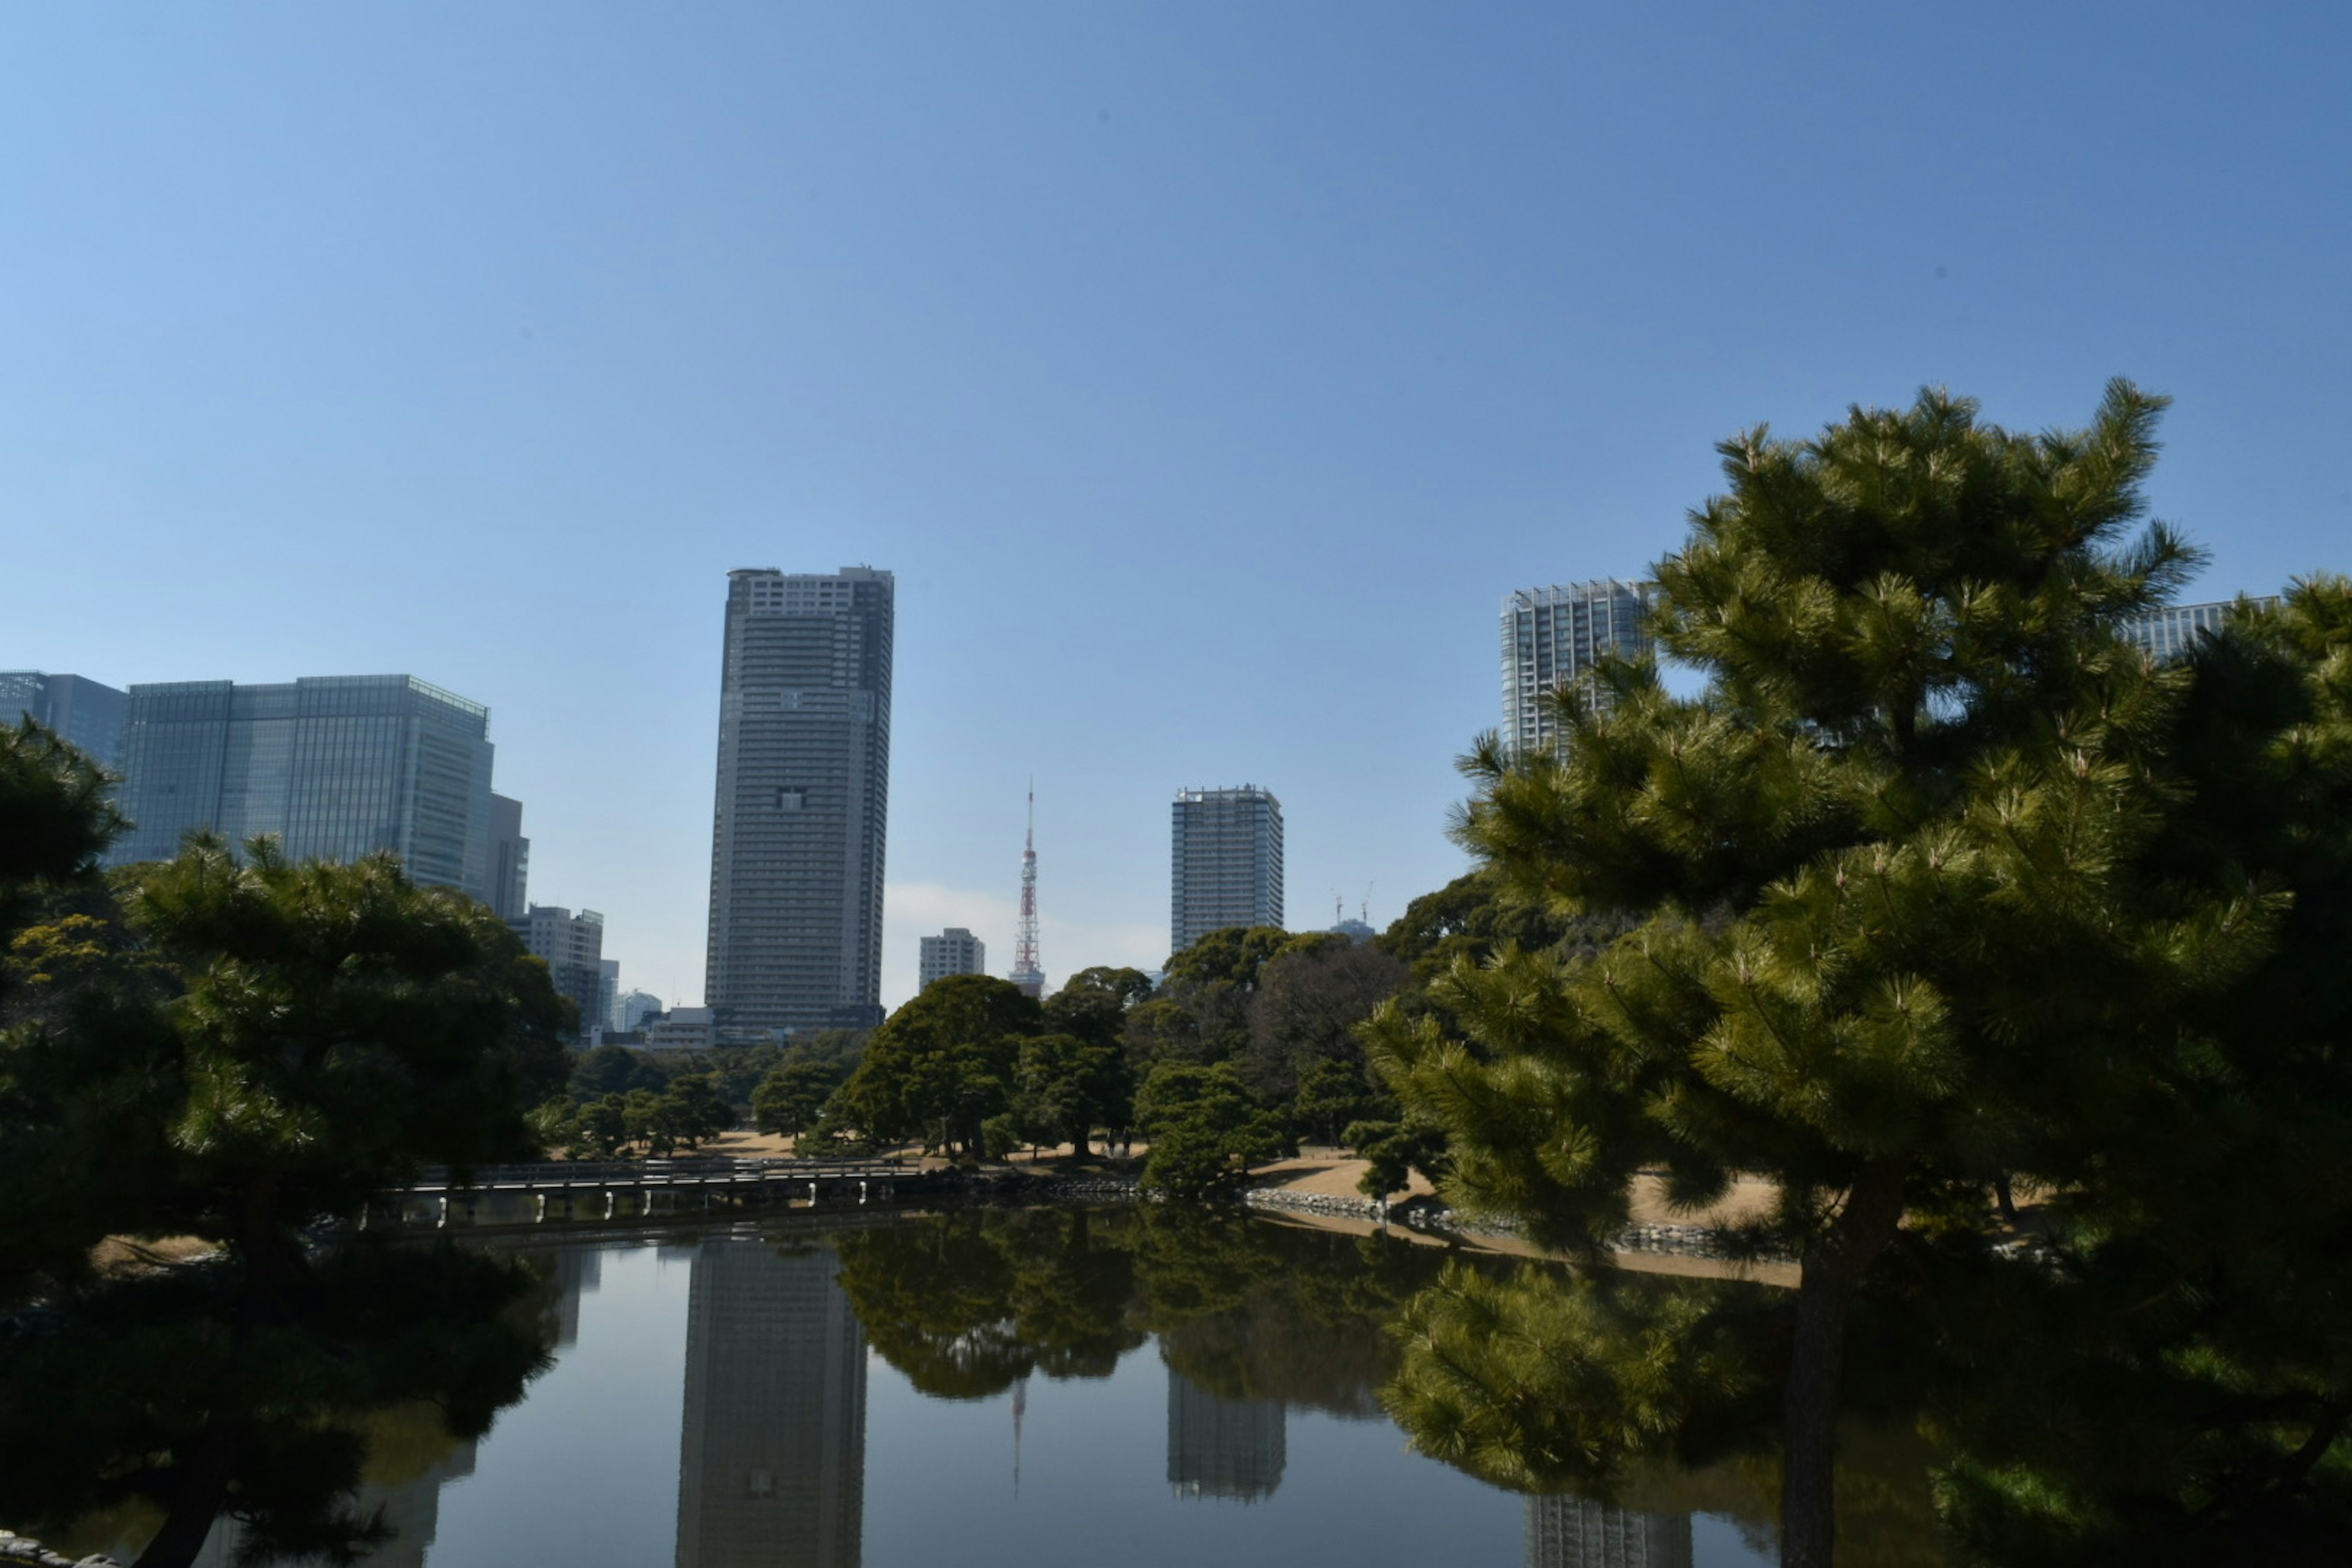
1009,783,1045,998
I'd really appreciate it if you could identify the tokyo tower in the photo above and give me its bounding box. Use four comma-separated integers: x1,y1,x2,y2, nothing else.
1009,783,1045,998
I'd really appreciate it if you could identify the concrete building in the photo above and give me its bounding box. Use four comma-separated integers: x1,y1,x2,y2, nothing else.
1166,1366,1285,1502
107,674,497,899
1,671,127,769
705,567,894,1035
2119,594,2282,663
677,1237,866,1568
1501,579,1655,755
1170,785,1284,955
1525,1496,1694,1568
488,792,529,919
510,904,605,1046
598,957,622,1033
645,1006,717,1052
918,927,986,991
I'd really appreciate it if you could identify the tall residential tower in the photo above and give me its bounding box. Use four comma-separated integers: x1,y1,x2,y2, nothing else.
705,568,894,1035
1501,579,1654,755
1170,785,1283,955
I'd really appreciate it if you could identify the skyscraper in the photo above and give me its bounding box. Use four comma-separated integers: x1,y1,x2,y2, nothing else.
2,670,127,769
510,905,605,1046
677,1238,867,1568
919,928,986,991
1170,785,1283,955
488,791,530,919
1501,579,1654,755
2117,594,2282,663
108,675,495,899
705,568,895,1035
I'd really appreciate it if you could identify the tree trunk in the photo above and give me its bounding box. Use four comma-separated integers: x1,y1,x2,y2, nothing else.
1781,1161,1907,1568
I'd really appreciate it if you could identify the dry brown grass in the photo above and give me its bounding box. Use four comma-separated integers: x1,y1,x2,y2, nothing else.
89,1235,219,1278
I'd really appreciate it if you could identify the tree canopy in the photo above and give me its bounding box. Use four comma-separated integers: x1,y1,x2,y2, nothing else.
1370,383,2352,1565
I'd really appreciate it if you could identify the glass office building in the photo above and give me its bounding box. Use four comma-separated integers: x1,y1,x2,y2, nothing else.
108,675,497,901
2117,594,2282,663
2,670,128,769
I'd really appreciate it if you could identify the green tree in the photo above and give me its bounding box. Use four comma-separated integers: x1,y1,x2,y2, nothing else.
1242,938,1406,1100
833,975,1042,1155
1134,1061,1276,1199
1371,383,2304,1566
750,1059,848,1137
1013,1030,1128,1157
657,1073,734,1149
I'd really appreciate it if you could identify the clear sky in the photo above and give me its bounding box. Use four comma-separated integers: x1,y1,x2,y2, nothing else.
7,3,2347,1011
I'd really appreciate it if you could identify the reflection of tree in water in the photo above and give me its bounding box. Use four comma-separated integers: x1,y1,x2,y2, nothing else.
1386,1259,1953,1567
832,1206,1453,1414
3,1245,555,1568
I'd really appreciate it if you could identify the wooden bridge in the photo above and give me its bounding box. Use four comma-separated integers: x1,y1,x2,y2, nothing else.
366,1155,919,1229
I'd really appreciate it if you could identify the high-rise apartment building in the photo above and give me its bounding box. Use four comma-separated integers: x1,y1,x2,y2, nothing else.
918,928,986,992
1170,785,1283,956
2118,594,2282,663
705,567,894,1035
488,793,530,919
108,675,496,899
510,904,605,1046
1501,579,1654,755
2,671,127,769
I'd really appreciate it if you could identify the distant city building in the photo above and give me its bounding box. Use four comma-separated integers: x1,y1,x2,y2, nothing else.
1525,1495,1694,1568
677,1237,865,1568
645,1006,717,1052
705,567,894,1036
1330,916,1376,944
2118,594,2282,663
598,958,622,1033
1,671,127,769
919,928,987,992
1170,785,1284,955
107,675,497,900
1166,1366,1285,1502
619,988,665,1032
1501,578,1655,755
510,904,605,1046
488,793,529,919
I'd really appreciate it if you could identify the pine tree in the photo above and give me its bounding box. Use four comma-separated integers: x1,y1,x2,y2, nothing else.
1370,383,2297,1566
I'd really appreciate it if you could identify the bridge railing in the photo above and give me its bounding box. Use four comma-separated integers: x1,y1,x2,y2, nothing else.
404,1155,908,1191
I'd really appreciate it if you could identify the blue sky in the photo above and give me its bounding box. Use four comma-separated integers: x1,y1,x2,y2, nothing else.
7,3,2347,1009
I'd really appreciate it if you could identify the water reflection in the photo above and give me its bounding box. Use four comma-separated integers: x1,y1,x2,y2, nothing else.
677,1238,865,1568
1164,1368,1284,1502
39,1209,1827,1566
1525,1496,1693,1568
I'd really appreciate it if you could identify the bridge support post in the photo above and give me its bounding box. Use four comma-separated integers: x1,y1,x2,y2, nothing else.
809,1179,820,1205
437,1196,450,1229
536,1193,547,1223
605,1190,616,1221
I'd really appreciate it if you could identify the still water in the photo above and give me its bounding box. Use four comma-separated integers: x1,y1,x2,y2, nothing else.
102,1207,1787,1567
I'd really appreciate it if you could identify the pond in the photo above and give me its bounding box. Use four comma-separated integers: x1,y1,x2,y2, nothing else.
61,1205,1940,1567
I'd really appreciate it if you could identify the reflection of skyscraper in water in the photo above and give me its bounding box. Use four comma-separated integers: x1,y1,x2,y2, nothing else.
677,1239,867,1568
551,1245,604,1348
1525,1496,1694,1568
1164,1365,1286,1502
